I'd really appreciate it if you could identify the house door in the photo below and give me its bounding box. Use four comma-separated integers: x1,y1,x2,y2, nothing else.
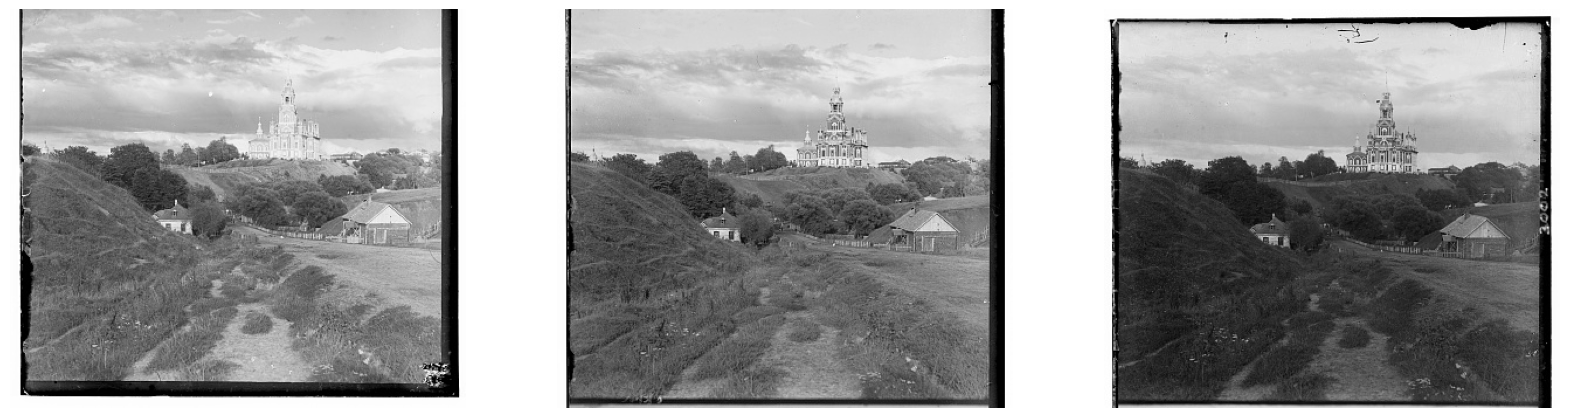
376,229,387,244
923,236,935,252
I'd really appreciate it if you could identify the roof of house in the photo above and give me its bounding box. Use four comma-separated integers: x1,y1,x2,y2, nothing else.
342,200,406,224
866,225,895,243
700,209,740,229
153,201,192,221
1438,213,1510,240
1417,230,1445,250
889,209,948,232
1248,214,1289,235
318,218,345,236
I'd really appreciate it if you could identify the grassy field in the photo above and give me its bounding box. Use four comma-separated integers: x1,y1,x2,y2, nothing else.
716,166,906,207
167,159,357,201
235,226,442,318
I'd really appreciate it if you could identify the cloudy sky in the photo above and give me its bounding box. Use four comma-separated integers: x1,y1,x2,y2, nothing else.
1118,21,1544,171
570,10,991,164
21,10,441,156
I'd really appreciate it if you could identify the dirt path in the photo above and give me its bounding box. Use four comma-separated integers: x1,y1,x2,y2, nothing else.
756,310,861,398
1308,316,1408,401
197,303,311,381
1218,293,1323,401
235,226,441,318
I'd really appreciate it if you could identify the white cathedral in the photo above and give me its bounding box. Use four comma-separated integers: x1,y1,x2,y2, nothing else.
795,87,869,168
247,80,324,160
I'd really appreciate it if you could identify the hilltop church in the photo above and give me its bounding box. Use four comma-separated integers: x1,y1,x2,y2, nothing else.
795,87,870,168
247,80,324,160
1345,92,1419,174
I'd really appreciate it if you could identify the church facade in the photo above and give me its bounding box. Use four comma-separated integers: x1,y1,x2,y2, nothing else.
247,80,324,160
1345,92,1418,174
795,88,869,168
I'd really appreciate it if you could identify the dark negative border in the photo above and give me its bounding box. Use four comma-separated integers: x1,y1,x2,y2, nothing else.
1110,16,1549,407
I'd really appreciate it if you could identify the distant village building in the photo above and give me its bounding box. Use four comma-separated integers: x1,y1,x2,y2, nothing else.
887,208,958,252
329,152,364,165
1430,213,1510,258
1428,165,1461,179
247,80,324,160
153,200,193,235
877,160,911,172
699,208,742,242
1345,92,1419,174
1249,214,1291,248
338,198,412,245
795,87,870,168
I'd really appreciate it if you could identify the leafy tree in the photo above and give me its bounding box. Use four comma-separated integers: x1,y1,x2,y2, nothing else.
1454,162,1524,203
1288,216,1325,252
675,175,736,219
23,143,40,156
1415,188,1468,211
1391,206,1446,242
822,187,874,214
569,151,590,163
318,175,374,197
1150,159,1198,185
1300,151,1339,179
1328,197,1384,241
177,143,199,166
738,193,764,209
103,143,161,190
293,191,348,229
724,151,747,174
839,199,893,236
162,149,178,165
738,209,776,249
649,151,710,196
867,183,920,205
357,153,415,188
1276,157,1297,180
1369,194,1424,219
786,195,833,235
236,187,287,226
1198,156,1255,197
190,202,229,239
903,158,967,196
189,184,218,203
710,156,724,172
1260,162,1274,178
605,153,652,183
274,180,327,206
394,174,420,190
1216,181,1285,226
1119,157,1140,169
54,146,105,176
751,145,790,172
203,138,242,164
193,146,208,166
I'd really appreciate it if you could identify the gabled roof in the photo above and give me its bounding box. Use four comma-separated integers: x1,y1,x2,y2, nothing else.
1417,230,1445,250
866,225,895,243
1249,214,1289,235
342,200,406,224
700,210,740,229
889,208,952,232
154,202,191,221
1438,213,1510,240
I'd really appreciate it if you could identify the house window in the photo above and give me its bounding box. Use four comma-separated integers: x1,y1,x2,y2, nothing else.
1262,237,1269,243
713,231,719,237
728,231,735,240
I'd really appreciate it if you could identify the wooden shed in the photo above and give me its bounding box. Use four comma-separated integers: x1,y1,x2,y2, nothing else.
1434,213,1511,258
339,199,412,245
887,208,959,253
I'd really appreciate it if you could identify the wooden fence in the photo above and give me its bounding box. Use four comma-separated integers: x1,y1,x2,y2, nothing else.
1344,237,1427,255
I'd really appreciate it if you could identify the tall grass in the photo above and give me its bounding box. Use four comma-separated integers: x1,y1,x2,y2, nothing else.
688,315,786,381
1243,311,1335,387
145,306,240,373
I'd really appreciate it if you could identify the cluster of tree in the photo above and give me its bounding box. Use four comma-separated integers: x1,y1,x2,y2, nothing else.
356,151,431,189
54,146,107,177
317,174,376,197
780,187,894,236
160,139,243,167
1197,156,1286,226
1288,216,1327,253
1414,188,1471,211
1453,162,1536,204
710,146,791,175
605,153,652,183
229,180,350,229
1324,194,1447,242
903,156,982,198
866,182,921,205
735,207,777,249
103,143,191,212
570,151,590,163
650,151,737,219
1257,151,1338,180
22,143,39,156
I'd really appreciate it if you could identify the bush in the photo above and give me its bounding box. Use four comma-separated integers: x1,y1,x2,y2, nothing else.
787,322,822,343
1338,325,1371,349
240,312,274,335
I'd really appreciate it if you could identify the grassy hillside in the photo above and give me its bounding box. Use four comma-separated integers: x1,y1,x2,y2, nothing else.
569,162,764,397
339,187,443,237
169,159,358,201
1264,173,1456,211
890,195,991,246
1442,202,1540,253
23,157,208,380
718,166,905,207
1117,168,1307,401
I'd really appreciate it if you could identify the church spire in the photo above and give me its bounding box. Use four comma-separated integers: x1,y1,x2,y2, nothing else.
256,116,263,134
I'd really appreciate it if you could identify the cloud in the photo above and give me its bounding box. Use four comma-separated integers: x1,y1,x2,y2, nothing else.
207,10,262,25
870,43,897,50
36,13,136,35
571,44,989,161
286,15,314,29
322,35,342,42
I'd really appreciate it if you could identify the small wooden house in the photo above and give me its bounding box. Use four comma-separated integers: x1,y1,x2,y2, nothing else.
1434,213,1511,258
1248,214,1291,248
700,208,742,242
153,200,193,235
339,199,412,245
887,208,958,252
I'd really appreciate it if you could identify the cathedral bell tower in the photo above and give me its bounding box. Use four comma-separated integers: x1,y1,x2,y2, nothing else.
827,87,845,132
